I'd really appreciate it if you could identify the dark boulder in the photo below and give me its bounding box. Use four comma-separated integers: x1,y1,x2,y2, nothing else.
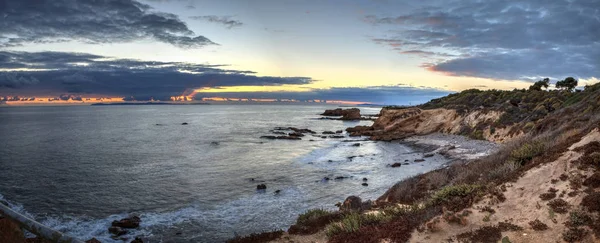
390,163,402,168
181,122,188,125
112,215,141,229
414,159,425,162
361,200,373,211
340,196,362,211
109,226,128,236
275,127,316,134
260,135,301,140
335,130,343,134
346,126,374,136
329,135,344,139
322,131,335,134
321,108,346,116
340,108,361,120
352,143,361,147
290,127,316,134
85,238,102,243
131,237,144,243
424,153,434,158
256,184,267,190
321,108,361,120
362,178,368,181
288,132,304,137
362,183,368,187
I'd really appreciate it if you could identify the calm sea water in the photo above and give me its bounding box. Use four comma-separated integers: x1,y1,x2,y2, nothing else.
0,105,447,242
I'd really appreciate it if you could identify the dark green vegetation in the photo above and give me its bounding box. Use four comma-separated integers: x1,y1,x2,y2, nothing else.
287,209,344,235
421,78,582,127
231,80,600,243
226,230,284,243
418,77,593,140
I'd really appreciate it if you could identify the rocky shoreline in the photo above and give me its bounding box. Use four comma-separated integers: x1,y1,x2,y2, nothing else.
228,107,503,243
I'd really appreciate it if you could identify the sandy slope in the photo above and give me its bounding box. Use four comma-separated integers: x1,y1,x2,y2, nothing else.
410,129,600,243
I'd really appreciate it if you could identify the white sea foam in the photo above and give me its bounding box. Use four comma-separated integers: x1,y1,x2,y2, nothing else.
1,186,315,242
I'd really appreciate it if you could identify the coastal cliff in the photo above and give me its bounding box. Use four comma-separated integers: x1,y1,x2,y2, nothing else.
231,82,600,243
349,107,518,143
348,87,583,143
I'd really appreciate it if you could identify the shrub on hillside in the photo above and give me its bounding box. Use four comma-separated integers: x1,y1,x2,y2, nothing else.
325,212,392,237
288,209,343,235
510,140,546,165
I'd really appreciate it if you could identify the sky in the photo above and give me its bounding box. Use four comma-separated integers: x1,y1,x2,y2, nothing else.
1,0,599,105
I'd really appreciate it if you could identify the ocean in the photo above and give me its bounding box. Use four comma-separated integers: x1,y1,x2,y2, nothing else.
0,105,448,242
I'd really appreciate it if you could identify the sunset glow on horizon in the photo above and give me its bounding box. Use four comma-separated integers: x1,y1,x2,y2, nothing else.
1,0,598,105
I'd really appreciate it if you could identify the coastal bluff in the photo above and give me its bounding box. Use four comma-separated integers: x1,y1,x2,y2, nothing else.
347,107,518,143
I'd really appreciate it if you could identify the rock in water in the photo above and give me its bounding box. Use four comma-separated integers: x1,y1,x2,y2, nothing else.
108,226,128,236
340,196,362,211
257,184,267,190
112,215,141,229
362,183,368,186
340,108,361,120
321,108,346,116
181,122,188,125
131,237,144,243
414,159,425,162
362,178,368,181
288,132,304,137
390,162,402,168
320,108,361,120
260,135,301,140
85,238,102,243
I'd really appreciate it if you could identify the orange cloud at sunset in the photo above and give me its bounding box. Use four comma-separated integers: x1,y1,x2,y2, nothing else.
1,96,125,106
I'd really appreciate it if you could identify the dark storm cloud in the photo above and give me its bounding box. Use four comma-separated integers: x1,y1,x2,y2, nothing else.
195,85,452,105
0,0,215,48
0,73,39,88
366,0,600,80
190,16,243,29
0,51,314,100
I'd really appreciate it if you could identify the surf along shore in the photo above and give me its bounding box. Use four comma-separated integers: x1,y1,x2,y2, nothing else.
230,81,600,243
